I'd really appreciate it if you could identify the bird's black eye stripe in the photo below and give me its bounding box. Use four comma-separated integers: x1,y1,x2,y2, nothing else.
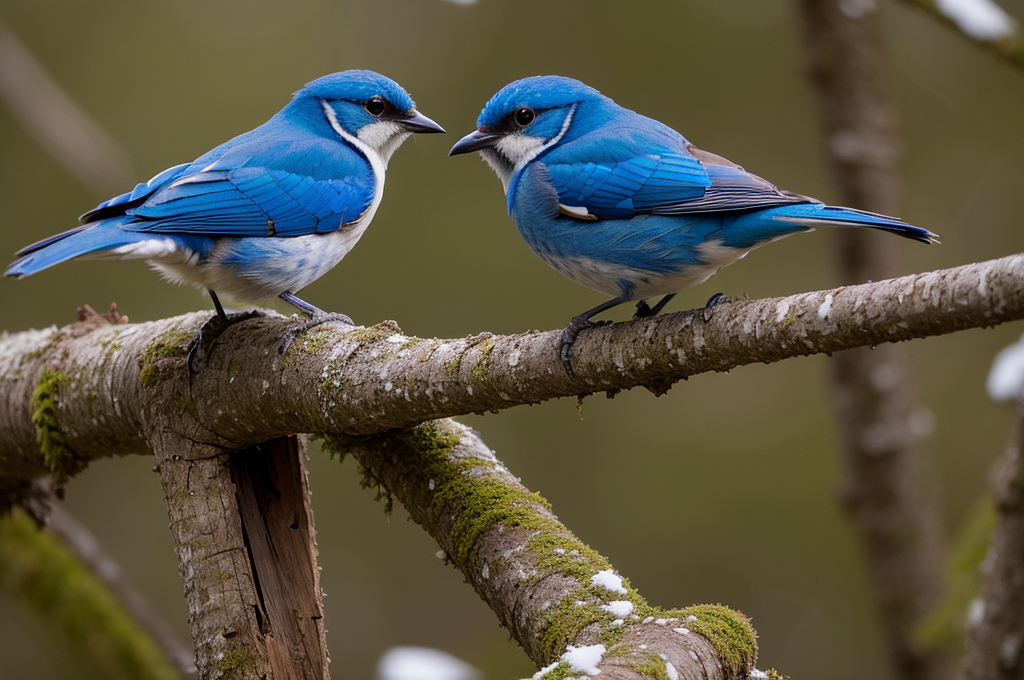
365,96,387,117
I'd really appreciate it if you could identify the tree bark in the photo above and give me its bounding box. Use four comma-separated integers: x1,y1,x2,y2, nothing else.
963,404,1024,680
798,2,950,678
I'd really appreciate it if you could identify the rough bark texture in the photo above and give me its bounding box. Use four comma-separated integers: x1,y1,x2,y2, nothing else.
798,2,950,679
229,437,328,680
154,433,271,680
326,419,757,679
963,405,1024,680
0,255,1020,479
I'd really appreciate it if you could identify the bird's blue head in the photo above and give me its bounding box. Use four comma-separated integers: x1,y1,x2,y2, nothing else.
286,70,444,165
449,76,610,191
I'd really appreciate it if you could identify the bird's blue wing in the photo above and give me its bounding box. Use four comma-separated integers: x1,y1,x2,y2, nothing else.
539,128,811,220
540,133,711,220
120,134,375,237
79,163,193,224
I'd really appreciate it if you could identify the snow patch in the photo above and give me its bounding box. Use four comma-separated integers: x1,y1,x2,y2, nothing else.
562,644,605,676
817,293,833,320
988,334,1024,402
377,646,480,680
590,570,627,594
935,0,1015,41
601,600,634,618
665,661,679,680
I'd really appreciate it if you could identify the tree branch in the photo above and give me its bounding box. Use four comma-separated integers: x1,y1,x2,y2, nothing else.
963,403,1024,679
324,419,758,679
0,254,1020,480
898,0,1024,72
0,253,1020,677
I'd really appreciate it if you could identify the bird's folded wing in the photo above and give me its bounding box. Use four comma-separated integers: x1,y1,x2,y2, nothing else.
98,138,375,238
543,136,811,220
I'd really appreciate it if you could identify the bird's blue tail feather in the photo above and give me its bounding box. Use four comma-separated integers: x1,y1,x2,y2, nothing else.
767,203,939,244
5,218,153,278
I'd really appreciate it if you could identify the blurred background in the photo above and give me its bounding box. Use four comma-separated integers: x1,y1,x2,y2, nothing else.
0,0,1022,678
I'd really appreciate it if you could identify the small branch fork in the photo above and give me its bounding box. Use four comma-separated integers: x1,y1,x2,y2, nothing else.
0,253,1021,678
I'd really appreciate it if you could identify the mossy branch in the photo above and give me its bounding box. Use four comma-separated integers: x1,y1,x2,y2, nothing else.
0,507,184,680
325,419,758,679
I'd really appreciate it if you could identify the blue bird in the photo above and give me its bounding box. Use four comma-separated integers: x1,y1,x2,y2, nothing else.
6,70,444,342
450,76,937,377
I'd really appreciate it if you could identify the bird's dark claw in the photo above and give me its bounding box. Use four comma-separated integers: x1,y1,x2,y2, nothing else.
188,309,262,379
559,315,604,379
702,293,730,323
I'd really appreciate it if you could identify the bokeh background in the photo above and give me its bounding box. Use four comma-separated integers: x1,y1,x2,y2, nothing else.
1,0,1022,678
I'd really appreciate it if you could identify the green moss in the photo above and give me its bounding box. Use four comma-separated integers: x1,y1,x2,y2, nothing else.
216,647,257,677
534,662,573,680
628,651,671,680
444,357,462,374
0,508,180,680
326,422,758,673
227,359,241,379
172,394,199,420
643,603,757,676
765,670,790,680
30,369,85,487
471,338,497,380
138,328,191,388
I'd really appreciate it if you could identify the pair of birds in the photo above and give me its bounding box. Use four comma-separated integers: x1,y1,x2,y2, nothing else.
6,70,937,377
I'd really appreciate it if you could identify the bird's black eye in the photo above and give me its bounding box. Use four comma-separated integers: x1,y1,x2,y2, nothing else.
365,96,386,117
513,107,535,127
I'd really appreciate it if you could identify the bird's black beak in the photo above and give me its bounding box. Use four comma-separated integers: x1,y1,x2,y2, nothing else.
448,128,499,156
400,110,445,134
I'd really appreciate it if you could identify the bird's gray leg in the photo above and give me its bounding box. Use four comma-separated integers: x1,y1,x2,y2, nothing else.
276,292,354,356
634,293,676,319
188,290,262,377
278,292,353,326
560,292,632,379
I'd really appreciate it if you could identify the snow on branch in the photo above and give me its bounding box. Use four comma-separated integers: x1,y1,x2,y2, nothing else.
902,0,1023,70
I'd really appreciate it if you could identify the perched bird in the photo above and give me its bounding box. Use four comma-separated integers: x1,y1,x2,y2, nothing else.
450,76,937,377
6,70,444,337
